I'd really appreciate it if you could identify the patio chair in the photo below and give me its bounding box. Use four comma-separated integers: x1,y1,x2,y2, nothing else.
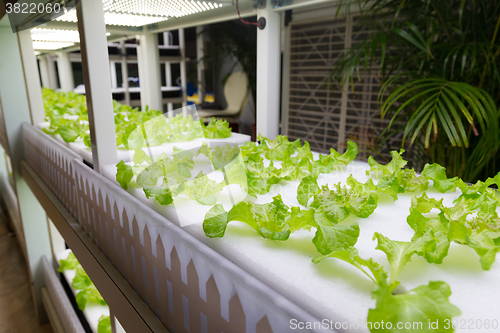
197,71,249,123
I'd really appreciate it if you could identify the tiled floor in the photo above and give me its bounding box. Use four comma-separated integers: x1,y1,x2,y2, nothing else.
0,218,53,333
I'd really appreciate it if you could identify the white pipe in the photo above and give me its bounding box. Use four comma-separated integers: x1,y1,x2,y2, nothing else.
56,51,75,92
179,28,187,109
256,0,282,139
18,30,45,124
47,55,58,90
196,25,205,106
38,56,51,89
76,0,118,171
137,31,162,111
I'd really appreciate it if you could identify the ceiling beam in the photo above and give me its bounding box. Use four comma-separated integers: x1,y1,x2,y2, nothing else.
35,31,134,56
273,0,337,11
38,20,143,35
146,1,256,33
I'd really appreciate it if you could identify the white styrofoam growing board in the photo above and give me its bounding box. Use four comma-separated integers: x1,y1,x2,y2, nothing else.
102,154,500,333
37,121,250,164
56,249,110,333
102,154,248,227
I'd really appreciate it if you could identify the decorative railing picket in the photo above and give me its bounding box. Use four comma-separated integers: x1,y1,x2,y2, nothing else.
72,159,321,333
23,123,81,220
23,126,326,333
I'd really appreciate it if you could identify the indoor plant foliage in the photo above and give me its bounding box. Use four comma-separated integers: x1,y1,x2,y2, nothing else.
332,0,500,182
201,20,257,105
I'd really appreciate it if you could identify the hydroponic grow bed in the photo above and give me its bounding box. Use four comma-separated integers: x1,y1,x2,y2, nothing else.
37,121,250,164
56,249,110,333
100,143,500,332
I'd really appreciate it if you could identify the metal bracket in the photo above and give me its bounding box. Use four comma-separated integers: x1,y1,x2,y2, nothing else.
271,0,292,9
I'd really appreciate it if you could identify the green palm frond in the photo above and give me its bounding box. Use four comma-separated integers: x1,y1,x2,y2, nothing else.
441,42,500,83
379,77,498,149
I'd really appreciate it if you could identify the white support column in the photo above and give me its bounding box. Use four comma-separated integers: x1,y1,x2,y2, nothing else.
256,0,281,139
56,51,75,92
0,146,7,176
18,30,45,125
119,41,130,106
280,17,292,136
0,18,52,324
337,16,352,152
38,56,51,88
76,0,117,172
165,61,173,113
179,28,187,108
47,55,58,90
196,25,205,105
110,61,117,89
137,31,162,111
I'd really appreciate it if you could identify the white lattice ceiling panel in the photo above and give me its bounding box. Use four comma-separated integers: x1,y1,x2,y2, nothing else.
54,0,225,27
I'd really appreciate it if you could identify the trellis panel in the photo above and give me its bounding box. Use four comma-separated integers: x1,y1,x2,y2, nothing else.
285,13,402,160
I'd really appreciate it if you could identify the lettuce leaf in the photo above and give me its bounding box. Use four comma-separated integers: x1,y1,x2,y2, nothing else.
116,160,133,190
314,141,358,173
133,148,151,165
226,199,290,240
313,247,387,287
467,231,500,270
287,206,315,232
407,208,452,264
421,163,458,193
203,195,314,241
75,284,107,311
297,175,319,206
310,185,351,223
72,265,92,290
373,232,434,285
366,150,428,200
367,149,407,177
97,315,112,333
257,134,298,161
58,124,81,143
203,204,229,238
367,280,460,332
211,144,240,170
408,193,500,269
223,154,247,189
310,176,378,224
311,209,360,255
201,118,231,139
143,178,173,206
58,252,79,272
184,172,223,205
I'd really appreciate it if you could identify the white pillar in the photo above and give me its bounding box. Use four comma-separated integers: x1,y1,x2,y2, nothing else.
0,18,52,324
110,60,117,88
119,41,130,106
38,56,51,88
179,28,187,108
18,30,45,125
47,55,58,90
256,0,281,139
337,16,352,152
76,0,117,172
137,31,162,111
56,51,75,92
196,26,205,105
165,61,173,113
280,17,291,136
